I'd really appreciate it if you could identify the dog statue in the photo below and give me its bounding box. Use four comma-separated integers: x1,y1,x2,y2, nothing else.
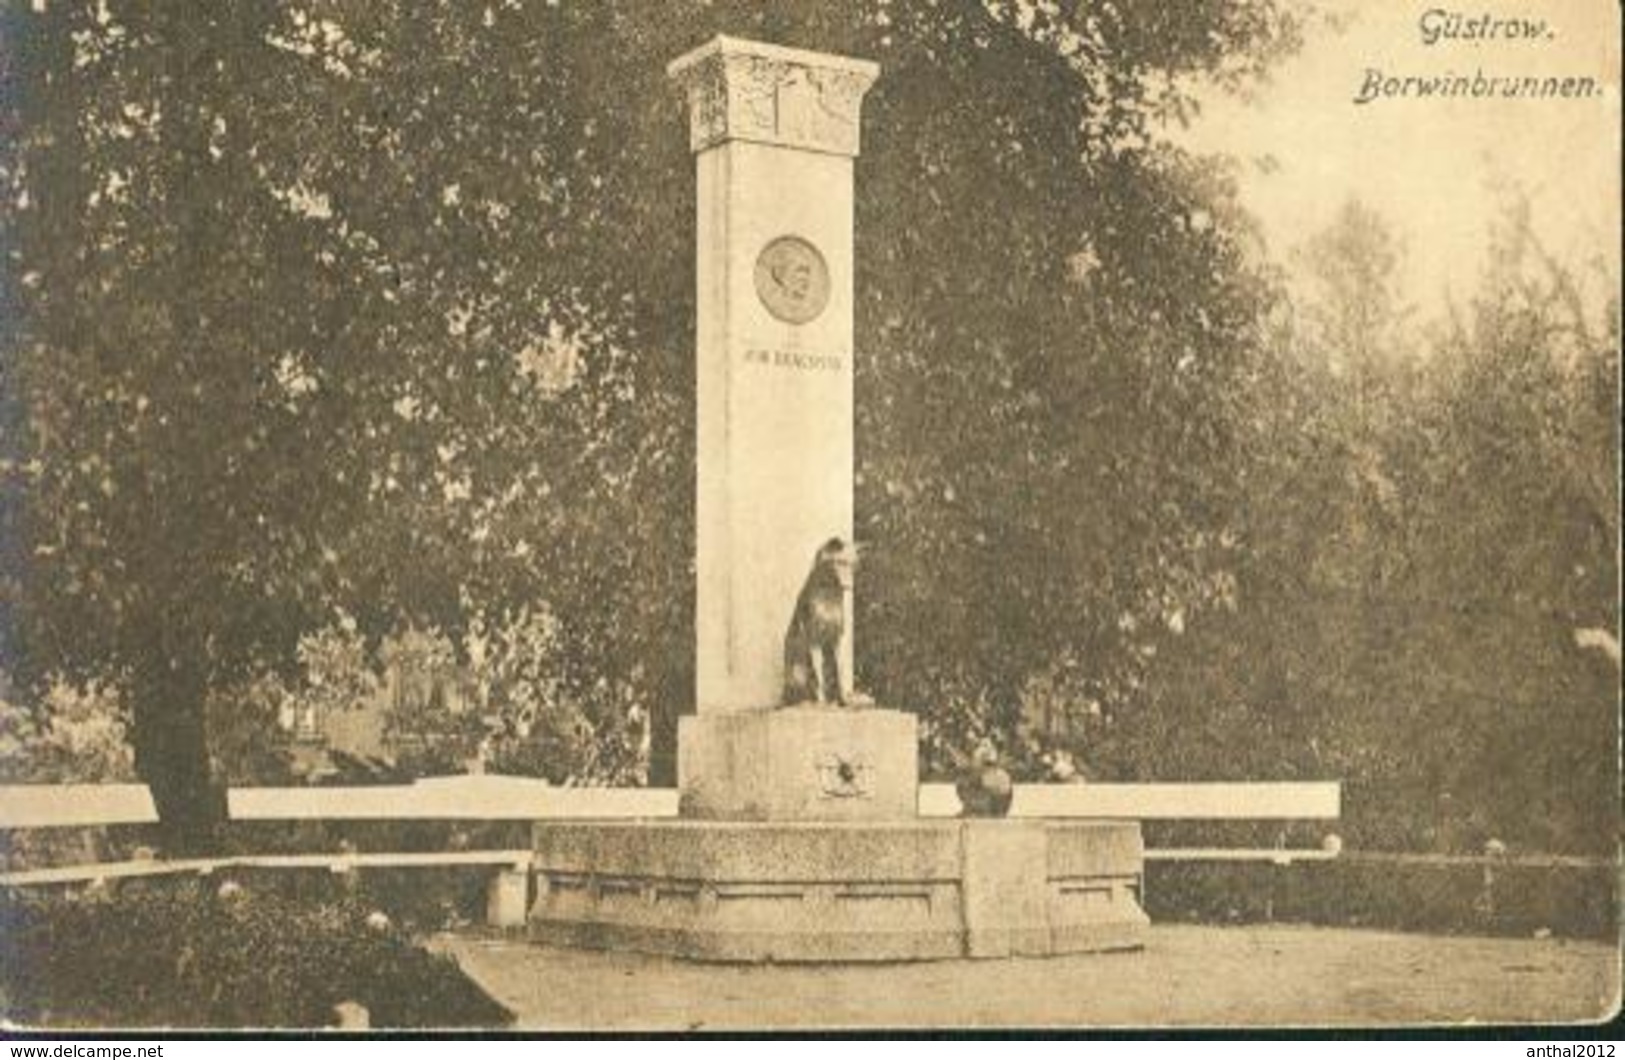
782,537,870,707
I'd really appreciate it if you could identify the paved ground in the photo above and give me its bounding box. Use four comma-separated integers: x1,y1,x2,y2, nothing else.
434,924,1621,1031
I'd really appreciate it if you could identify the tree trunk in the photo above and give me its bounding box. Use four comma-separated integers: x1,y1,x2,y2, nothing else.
647,654,688,788
129,653,227,856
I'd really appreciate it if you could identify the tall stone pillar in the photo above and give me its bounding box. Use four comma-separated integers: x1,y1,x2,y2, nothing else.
669,37,913,822
668,37,878,715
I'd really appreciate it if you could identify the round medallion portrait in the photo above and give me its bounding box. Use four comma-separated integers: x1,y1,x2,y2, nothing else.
753,235,830,325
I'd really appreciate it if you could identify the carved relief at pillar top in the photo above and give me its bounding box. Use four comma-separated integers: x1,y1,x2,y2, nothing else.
668,36,879,157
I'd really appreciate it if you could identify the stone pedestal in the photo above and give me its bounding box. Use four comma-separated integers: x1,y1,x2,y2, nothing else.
678,707,918,820
530,820,1147,962
961,821,1050,957
486,867,529,929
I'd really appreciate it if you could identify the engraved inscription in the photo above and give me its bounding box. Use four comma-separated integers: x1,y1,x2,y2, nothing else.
743,348,846,372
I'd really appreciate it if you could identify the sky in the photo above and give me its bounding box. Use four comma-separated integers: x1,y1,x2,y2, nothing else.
1172,0,1621,312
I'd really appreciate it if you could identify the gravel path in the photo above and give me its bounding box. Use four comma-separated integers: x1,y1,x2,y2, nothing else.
434,924,1620,1031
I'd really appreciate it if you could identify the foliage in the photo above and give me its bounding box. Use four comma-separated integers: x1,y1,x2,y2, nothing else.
205,672,299,787
0,882,513,1028
0,1,1612,864
1146,858,1617,941
1119,196,1619,855
279,609,646,784
2,0,1614,867
1293,197,1417,377
375,625,474,775
0,676,135,783
391,608,646,784
296,618,381,725
0,0,1366,849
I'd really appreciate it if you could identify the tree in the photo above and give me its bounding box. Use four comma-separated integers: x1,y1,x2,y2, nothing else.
2,0,1301,849
1131,193,1619,854
1407,199,1619,853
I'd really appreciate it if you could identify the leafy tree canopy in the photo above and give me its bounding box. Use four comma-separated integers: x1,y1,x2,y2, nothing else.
2,0,1300,849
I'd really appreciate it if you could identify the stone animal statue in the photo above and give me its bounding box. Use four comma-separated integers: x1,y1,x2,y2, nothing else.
956,740,1014,818
782,536,865,706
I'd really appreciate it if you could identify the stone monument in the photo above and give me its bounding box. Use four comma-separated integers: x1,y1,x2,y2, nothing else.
669,36,913,822
528,35,1148,961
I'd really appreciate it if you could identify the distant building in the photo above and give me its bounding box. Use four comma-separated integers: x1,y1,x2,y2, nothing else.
281,649,482,781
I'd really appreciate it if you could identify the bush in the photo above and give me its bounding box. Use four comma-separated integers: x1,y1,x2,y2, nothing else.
0,678,135,784
0,881,513,1028
1145,857,1618,940
207,673,300,786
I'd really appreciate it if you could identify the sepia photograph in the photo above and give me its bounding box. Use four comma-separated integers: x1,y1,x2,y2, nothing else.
0,0,1619,1035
